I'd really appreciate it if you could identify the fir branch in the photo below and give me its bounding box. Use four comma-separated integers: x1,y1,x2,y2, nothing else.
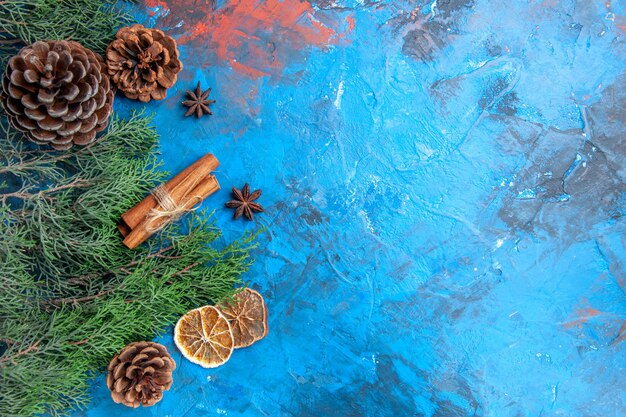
0,0,135,54
0,113,258,417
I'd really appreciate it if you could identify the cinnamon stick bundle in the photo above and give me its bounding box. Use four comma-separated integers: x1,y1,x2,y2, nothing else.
119,153,220,249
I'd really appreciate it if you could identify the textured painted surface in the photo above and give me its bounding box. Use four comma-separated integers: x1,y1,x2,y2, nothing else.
81,0,626,416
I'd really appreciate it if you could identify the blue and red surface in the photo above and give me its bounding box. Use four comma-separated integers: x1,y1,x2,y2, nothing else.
82,1,626,416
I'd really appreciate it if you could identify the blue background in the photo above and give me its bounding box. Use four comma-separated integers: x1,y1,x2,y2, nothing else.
81,0,626,416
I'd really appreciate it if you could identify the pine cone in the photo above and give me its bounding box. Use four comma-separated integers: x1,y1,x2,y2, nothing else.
106,341,176,408
0,40,114,150
106,24,183,103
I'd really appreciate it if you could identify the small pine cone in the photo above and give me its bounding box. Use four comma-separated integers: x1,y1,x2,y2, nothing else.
0,40,114,150
106,341,176,408
106,24,183,103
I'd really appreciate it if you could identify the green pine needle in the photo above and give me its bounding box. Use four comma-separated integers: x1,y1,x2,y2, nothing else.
0,0,134,54
0,113,257,417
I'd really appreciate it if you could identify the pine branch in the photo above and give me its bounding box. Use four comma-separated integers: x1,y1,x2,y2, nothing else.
0,113,258,417
0,0,134,54
0,4,259,415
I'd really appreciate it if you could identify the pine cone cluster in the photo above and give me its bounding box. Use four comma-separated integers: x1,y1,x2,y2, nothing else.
106,24,182,102
0,40,114,150
106,341,176,408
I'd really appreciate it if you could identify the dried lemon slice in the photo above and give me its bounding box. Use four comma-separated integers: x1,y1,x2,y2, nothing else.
220,288,268,348
174,305,233,368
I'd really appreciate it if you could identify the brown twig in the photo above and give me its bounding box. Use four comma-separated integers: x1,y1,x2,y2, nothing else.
0,341,39,367
65,245,176,285
154,253,184,260
0,179,91,200
171,263,199,278
125,245,174,269
47,288,116,306
68,338,89,346
66,273,100,286
66,276,91,286
0,38,22,45
0,135,107,175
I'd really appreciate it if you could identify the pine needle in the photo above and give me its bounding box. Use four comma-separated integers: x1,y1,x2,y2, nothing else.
0,114,257,417
0,0,134,54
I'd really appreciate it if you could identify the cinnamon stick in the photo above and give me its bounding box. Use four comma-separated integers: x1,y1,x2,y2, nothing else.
120,153,219,233
122,175,220,249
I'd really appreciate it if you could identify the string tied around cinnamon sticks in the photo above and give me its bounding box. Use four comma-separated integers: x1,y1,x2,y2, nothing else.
144,185,203,233
119,153,220,249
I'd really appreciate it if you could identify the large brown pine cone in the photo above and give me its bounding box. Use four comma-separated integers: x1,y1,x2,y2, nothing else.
106,341,176,408
0,40,114,150
106,24,182,103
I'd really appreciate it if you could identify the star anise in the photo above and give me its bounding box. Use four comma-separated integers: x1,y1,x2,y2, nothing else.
226,184,264,220
182,81,216,118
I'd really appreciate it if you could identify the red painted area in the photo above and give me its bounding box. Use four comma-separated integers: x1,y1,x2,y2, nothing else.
563,307,602,329
144,0,167,7
231,61,270,78
144,0,168,16
143,0,353,79
346,15,356,32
